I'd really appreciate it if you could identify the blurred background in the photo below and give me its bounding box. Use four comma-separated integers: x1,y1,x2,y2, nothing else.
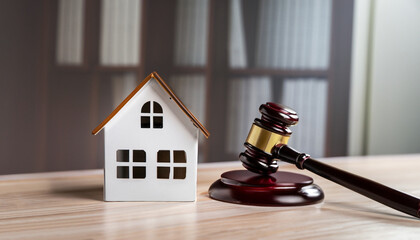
1,0,419,174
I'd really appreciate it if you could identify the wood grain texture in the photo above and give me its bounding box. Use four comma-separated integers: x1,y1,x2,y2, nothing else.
0,155,420,239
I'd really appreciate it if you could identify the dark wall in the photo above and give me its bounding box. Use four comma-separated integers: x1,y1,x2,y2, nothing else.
0,0,44,174
0,0,106,174
0,0,353,174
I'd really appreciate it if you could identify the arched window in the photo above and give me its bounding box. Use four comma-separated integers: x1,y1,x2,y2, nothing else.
140,101,163,128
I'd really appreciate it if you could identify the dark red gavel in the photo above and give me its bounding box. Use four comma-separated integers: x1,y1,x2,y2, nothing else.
210,102,420,219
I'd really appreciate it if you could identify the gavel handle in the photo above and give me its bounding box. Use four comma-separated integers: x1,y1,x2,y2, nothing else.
273,144,420,219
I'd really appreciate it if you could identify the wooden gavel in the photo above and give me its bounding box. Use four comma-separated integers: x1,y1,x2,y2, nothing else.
238,102,420,219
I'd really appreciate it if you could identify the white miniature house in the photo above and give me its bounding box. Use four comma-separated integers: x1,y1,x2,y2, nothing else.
92,72,209,201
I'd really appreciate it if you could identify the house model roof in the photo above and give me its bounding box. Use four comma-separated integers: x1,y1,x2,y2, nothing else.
92,72,210,138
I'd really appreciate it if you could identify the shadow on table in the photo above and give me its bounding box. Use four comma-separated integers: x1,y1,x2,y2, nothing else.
50,186,103,201
324,201,419,223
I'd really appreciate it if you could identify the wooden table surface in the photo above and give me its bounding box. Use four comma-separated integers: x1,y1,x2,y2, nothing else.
1,155,420,239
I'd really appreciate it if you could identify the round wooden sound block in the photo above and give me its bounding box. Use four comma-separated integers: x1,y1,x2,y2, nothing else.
209,170,324,206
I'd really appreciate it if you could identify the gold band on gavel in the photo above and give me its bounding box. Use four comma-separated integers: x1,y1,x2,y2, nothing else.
245,124,290,154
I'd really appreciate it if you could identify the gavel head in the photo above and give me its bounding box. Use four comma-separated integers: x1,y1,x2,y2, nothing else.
239,102,298,175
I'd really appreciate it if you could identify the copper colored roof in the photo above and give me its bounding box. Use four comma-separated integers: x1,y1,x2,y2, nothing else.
92,72,209,138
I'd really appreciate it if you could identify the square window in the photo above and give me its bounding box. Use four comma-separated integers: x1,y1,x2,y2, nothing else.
174,167,186,179
153,116,163,128
157,167,170,179
141,116,150,128
157,150,170,163
116,150,129,162
174,151,186,163
133,166,146,179
117,166,129,178
133,150,146,162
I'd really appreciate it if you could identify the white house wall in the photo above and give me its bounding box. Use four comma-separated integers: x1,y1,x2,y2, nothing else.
104,78,199,201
